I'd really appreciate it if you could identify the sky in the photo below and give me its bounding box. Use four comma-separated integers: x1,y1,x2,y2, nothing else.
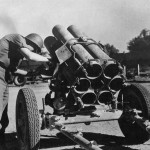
0,0,150,52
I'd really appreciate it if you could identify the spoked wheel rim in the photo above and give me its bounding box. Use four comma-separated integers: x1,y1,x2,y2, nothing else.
123,92,143,116
118,83,150,143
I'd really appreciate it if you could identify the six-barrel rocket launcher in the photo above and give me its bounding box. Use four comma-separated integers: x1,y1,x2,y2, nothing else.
67,25,125,94
15,25,150,149
44,24,126,112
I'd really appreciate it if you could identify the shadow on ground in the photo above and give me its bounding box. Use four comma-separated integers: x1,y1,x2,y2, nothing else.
4,132,144,150
40,132,139,150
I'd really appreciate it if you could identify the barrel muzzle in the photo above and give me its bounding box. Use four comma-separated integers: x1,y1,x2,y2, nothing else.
97,90,113,105
81,89,97,104
85,61,103,80
74,78,91,94
103,61,121,79
108,75,125,93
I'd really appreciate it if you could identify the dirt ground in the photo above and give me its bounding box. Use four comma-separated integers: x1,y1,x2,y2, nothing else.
5,82,150,150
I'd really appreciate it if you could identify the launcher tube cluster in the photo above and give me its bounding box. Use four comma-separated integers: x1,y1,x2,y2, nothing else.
46,24,125,108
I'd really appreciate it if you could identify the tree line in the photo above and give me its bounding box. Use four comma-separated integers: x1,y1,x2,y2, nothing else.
104,29,150,66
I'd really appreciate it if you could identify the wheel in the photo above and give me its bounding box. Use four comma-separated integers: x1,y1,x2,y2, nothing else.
16,88,40,150
118,83,150,143
14,75,27,86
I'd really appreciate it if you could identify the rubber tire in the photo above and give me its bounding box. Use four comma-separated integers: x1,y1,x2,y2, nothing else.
118,83,150,143
14,75,27,86
16,88,40,150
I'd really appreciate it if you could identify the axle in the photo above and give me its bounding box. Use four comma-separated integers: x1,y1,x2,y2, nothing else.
56,110,122,125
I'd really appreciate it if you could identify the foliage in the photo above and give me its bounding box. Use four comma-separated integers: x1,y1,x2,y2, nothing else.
127,29,150,53
104,43,119,57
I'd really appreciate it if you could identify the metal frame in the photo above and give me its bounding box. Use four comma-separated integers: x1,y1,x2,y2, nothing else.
40,99,150,150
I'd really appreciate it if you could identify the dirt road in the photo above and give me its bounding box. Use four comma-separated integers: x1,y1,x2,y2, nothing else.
5,83,150,150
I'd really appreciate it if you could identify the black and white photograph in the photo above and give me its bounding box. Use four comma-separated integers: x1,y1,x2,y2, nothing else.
0,0,150,150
